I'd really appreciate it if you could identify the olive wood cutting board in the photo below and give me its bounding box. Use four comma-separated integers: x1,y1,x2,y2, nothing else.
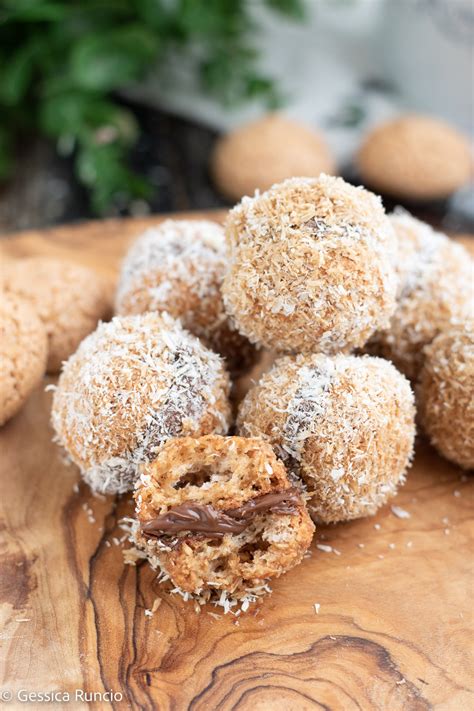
0,214,473,710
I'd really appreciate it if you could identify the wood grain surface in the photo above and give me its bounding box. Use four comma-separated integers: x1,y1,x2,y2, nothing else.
0,215,473,711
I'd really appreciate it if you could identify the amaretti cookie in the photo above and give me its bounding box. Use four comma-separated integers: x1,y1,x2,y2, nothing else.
211,113,335,201
222,175,398,354
367,211,473,380
357,114,472,201
417,324,474,470
238,353,415,524
1,256,110,373
133,435,314,603
51,313,231,495
0,293,47,426
115,220,255,375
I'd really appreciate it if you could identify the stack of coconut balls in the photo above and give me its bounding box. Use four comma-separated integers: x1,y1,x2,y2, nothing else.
51,174,473,610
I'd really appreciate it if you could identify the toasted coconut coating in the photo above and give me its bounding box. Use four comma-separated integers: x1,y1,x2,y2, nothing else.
417,325,474,470
222,175,397,354
238,353,415,524
1,257,111,373
115,219,256,375
0,293,47,426
211,113,335,201
134,435,314,596
51,313,231,495
357,114,472,200
367,211,473,380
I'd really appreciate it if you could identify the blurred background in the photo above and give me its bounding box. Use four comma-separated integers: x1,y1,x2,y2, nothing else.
0,0,472,233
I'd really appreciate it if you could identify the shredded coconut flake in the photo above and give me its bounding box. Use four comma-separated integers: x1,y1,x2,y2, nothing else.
391,506,411,519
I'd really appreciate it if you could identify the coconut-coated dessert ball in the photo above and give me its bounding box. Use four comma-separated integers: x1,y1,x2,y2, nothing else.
1,257,111,373
367,211,473,380
134,435,314,602
115,220,255,375
357,114,472,201
0,293,47,426
238,353,415,524
417,324,474,470
51,313,231,495
222,175,398,354
211,113,336,201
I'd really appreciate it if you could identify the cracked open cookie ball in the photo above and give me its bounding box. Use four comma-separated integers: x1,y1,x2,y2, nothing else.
51,313,231,495
417,324,474,470
0,293,47,426
115,219,255,376
238,353,415,524
367,211,473,380
222,175,397,354
133,435,314,604
1,257,111,373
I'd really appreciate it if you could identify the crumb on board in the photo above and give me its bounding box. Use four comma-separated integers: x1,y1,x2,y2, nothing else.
144,598,162,618
391,505,411,519
316,544,333,553
207,612,222,620
314,603,321,615
123,546,148,565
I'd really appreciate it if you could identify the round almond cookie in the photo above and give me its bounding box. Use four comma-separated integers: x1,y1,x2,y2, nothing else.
357,114,472,201
115,220,256,376
417,324,474,470
238,353,415,524
1,257,111,373
222,175,398,354
211,113,336,201
51,313,231,495
0,293,47,426
133,435,314,603
367,211,473,380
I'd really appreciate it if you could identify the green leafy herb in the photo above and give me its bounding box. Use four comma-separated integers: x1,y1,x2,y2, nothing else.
0,0,304,214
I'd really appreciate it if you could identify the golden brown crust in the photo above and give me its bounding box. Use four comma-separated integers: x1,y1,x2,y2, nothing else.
222,175,397,354
211,113,336,201
1,257,111,373
238,353,416,524
0,293,47,425
357,114,472,200
134,435,314,595
417,325,474,470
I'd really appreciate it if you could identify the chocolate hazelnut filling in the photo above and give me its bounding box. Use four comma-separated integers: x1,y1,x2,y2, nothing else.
141,487,301,540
